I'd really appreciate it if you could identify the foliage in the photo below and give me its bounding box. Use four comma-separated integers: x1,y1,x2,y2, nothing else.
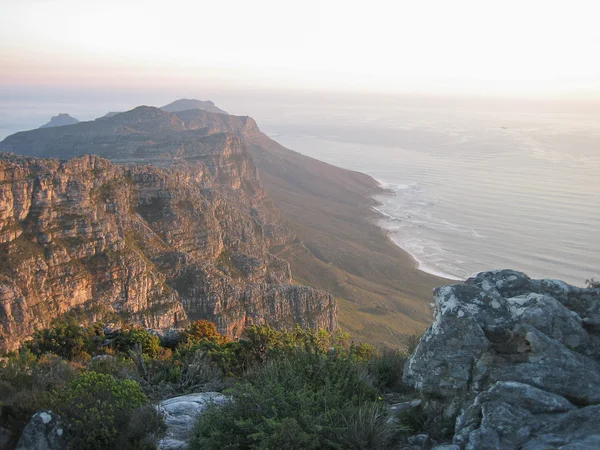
191,350,392,449
116,404,167,450
0,351,80,445
54,371,148,450
4,321,412,449
181,320,229,346
26,318,105,360
586,278,600,288
367,347,407,390
113,325,162,358
343,403,403,449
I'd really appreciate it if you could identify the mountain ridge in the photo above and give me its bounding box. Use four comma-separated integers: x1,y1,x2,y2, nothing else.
0,101,447,346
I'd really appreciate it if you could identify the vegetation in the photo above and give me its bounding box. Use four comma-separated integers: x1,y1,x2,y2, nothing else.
54,372,149,450
586,278,600,288
0,319,419,449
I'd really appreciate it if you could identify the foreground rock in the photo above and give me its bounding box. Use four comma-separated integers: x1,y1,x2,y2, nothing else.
15,411,64,450
404,270,600,449
157,393,227,450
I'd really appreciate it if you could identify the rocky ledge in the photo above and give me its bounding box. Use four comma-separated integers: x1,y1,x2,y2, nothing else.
404,270,600,449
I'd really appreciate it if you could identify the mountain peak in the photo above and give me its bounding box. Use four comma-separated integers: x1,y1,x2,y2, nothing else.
161,99,227,115
39,113,79,129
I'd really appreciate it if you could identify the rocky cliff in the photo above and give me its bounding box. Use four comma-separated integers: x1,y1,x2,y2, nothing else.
0,102,446,348
0,132,336,352
404,270,600,449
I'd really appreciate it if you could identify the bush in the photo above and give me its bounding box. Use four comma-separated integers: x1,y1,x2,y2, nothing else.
116,404,167,450
113,326,162,358
367,348,407,390
343,403,401,449
182,320,229,346
191,350,386,449
54,371,148,450
586,278,600,288
26,319,104,360
0,351,80,443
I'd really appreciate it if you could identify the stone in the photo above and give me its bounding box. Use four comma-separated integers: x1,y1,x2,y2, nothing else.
15,411,64,450
403,270,600,450
388,398,422,415
157,392,228,450
0,427,12,450
407,433,432,449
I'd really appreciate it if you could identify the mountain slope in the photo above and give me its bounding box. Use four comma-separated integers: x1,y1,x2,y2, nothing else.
0,103,448,346
240,124,448,344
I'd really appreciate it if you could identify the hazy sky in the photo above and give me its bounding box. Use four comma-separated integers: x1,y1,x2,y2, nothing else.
1,0,599,98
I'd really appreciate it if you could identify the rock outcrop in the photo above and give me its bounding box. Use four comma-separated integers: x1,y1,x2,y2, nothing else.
15,411,64,450
157,393,227,450
404,270,600,449
0,136,336,351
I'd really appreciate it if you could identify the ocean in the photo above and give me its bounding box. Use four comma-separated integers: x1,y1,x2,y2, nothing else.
1,89,598,286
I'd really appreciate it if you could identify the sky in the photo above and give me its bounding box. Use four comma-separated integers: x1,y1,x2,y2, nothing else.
1,0,600,98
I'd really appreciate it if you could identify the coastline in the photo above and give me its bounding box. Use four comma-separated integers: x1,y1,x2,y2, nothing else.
368,181,459,283
247,130,451,346
370,202,464,282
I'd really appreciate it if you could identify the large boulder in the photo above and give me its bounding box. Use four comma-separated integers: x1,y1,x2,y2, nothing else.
157,392,227,450
403,270,600,449
15,411,64,450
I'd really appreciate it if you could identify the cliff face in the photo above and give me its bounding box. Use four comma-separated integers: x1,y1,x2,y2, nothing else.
0,102,444,349
0,119,336,352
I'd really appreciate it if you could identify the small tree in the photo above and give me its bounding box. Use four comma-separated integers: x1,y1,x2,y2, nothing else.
586,278,600,289
182,320,229,346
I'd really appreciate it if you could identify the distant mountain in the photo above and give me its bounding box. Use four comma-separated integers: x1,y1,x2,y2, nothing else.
161,98,227,114
39,113,79,128
101,111,122,118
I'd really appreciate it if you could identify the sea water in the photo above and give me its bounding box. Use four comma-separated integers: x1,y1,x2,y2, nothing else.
252,94,600,286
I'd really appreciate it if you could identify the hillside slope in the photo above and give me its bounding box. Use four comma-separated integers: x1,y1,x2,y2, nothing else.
0,104,448,346
0,113,336,352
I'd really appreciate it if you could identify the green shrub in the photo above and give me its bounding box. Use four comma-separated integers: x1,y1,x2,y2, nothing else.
367,348,407,390
54,371,148,450
191,350,384,449
343,403,402,449
113,326,162,358
0,351,79,442
26,319,104,360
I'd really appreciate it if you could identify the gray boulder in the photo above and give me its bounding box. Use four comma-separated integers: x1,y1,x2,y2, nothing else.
403,270,600,449
16,411,64,450
157,392,228,450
